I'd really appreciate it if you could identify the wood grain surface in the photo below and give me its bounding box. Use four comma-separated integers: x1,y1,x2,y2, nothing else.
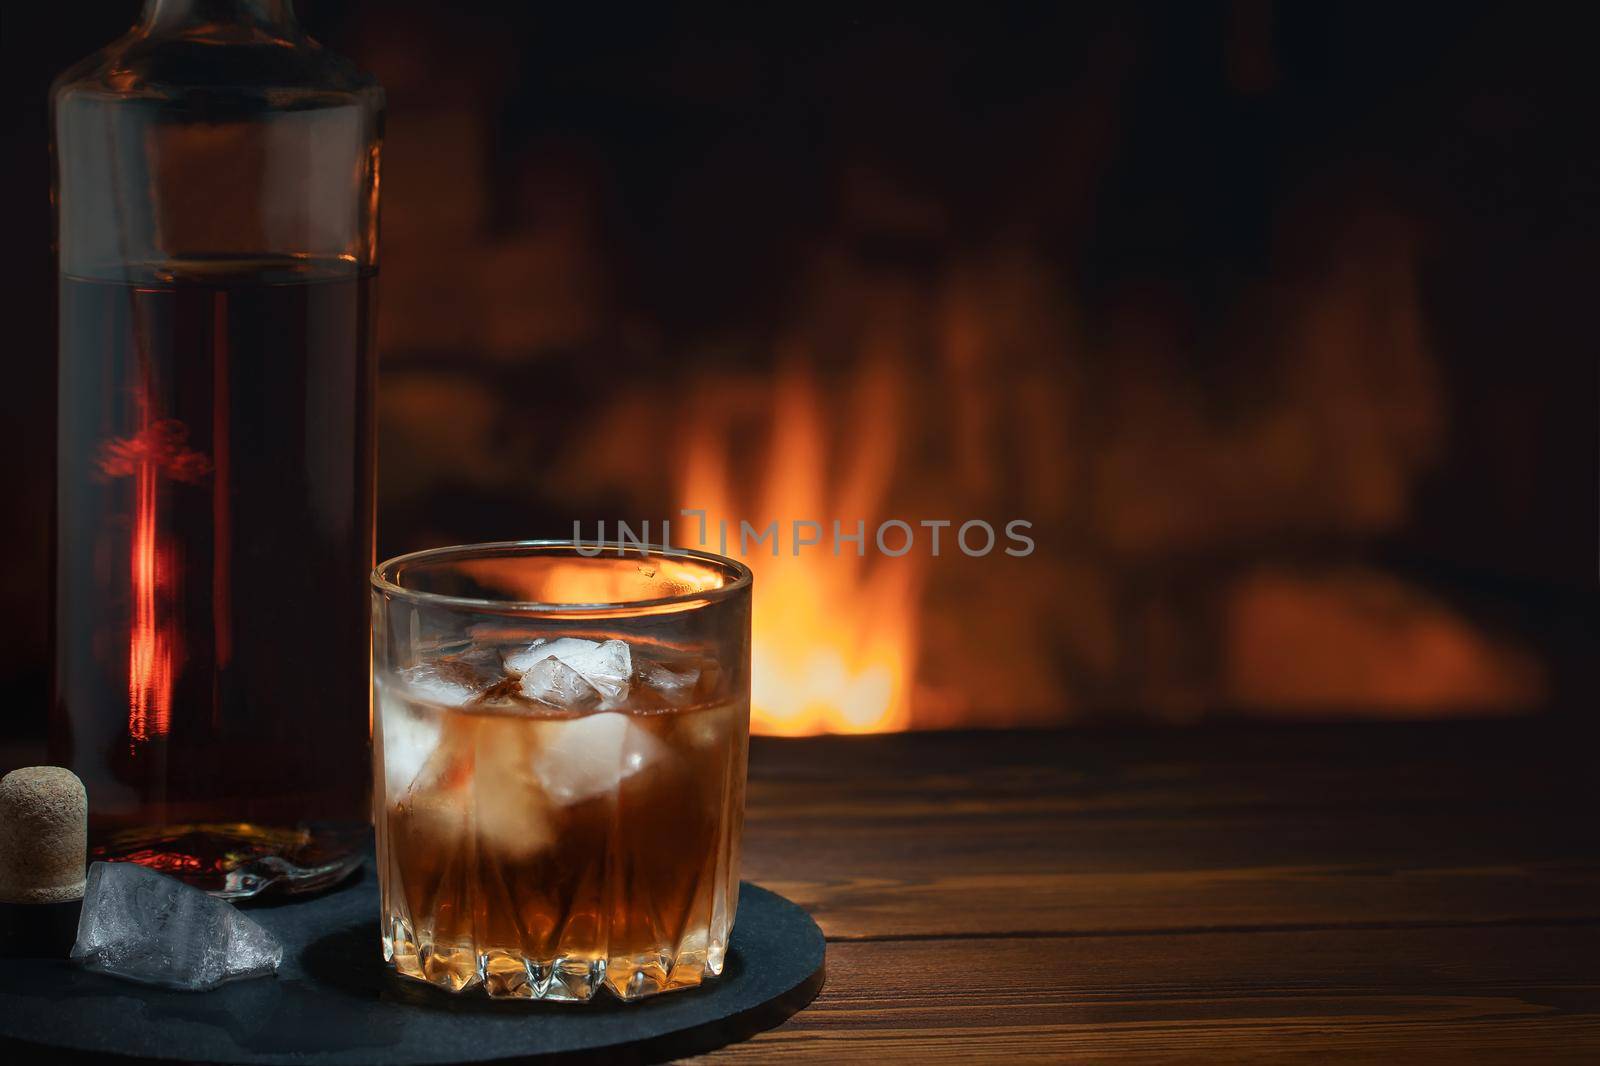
704,721,1600,1062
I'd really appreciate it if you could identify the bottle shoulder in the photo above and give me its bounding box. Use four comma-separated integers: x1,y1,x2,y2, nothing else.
52,27,382,111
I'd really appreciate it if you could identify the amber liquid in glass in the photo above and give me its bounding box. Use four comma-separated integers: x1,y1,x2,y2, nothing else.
54,257,375,896
376,673,748,1001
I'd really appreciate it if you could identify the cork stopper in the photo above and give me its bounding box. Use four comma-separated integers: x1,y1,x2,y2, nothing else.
0,767,88,904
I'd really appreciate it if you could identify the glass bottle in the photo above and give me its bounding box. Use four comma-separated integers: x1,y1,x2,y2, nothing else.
50,0,382,896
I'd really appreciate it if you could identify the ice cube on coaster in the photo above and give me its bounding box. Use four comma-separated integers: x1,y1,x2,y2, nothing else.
512,637,633,704
533,712,665,805
71,862,283,991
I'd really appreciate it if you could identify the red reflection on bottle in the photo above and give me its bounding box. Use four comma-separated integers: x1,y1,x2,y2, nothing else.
99,417,210,744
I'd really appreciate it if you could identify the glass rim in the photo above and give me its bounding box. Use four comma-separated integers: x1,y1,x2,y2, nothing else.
371,539,753,616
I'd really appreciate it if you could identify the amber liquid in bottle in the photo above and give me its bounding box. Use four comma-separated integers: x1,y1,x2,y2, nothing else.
53,0,382,894
55,257,375,896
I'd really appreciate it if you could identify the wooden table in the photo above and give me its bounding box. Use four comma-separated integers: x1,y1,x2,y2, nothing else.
710,721,1600,1062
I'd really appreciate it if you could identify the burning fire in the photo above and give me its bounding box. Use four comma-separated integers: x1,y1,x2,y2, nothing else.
678,359,919,735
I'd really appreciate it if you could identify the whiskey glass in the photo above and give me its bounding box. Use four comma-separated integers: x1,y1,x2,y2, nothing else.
371,541,752,1001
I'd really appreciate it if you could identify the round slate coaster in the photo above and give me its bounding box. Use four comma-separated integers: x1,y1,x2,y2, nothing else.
0,863,825,1064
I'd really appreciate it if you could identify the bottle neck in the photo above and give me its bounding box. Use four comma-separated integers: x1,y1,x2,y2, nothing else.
140,0,298,34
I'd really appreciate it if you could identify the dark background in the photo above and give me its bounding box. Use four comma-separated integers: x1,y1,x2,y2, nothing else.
3,1,1594,737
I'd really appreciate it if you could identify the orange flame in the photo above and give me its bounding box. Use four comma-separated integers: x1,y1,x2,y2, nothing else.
679,359,920,735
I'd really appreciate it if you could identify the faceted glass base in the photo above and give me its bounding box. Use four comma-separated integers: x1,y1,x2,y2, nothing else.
382,914,729,1001
91,822,366,899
